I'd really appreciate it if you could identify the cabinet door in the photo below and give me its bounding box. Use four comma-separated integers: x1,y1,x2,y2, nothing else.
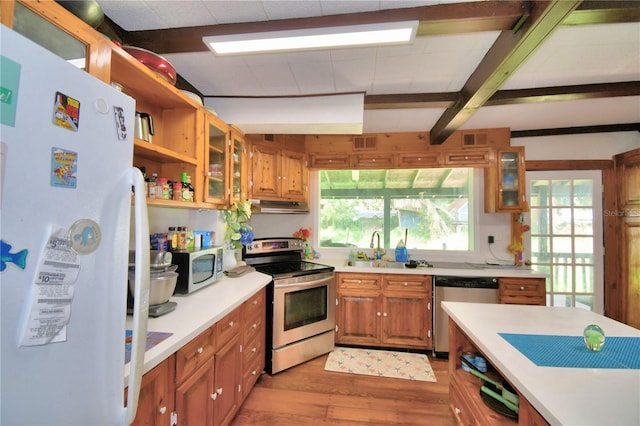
336,292,381,345
251,145,280,199
281,150,307,201
382,293,431,348
127,355,175,426
213,334,241,426
204,113,230,205
336,273,381,290
175,358,215,426
485,147,526,212
230,128,247,202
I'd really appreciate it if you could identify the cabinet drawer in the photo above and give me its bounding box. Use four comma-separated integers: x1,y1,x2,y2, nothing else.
175,327,215,384
397,152,441,167
383,274,429,291
244,310,264,343
444,149,493,166
243,332,264,366
500,278,545,297
242,356,264,395
501,295,546,306
243,289,265,320
350,153,396,169
216,308,241,347
337,273,381,290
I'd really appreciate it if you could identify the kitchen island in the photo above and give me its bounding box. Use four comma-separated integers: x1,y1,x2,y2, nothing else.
443,302,640,426
124,271,271,381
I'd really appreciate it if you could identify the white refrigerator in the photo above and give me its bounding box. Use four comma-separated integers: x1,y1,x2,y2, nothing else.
1,26,151,425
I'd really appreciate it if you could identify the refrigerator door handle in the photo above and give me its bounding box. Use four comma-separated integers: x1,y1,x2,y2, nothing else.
124,167,150,425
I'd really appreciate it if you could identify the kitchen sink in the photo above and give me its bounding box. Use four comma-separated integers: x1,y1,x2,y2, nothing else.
345,260,407,269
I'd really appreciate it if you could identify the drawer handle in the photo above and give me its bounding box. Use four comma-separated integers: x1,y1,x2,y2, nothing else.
197,347,204,354
228,320,235,327
252,323,258,329
159,406,166,415
520,286,525,291
252,347,257,353
252,370,257,376
253,300,258,305
404,282,408,286
455,407,461,415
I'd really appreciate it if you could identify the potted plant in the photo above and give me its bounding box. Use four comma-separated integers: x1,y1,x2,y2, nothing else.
223,200,254,269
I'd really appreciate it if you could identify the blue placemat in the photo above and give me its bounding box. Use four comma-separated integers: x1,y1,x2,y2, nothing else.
499,333,640,369
124,330,173,364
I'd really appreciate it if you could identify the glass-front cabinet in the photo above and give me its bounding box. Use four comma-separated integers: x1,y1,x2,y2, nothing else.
484,147,526,212
204,112,230,206
230,128,247,203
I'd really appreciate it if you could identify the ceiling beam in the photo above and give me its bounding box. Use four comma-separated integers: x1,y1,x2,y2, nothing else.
511,123,640,138
121,1,525,54
429,0,583,145
362,82,640,109
564,1,640,25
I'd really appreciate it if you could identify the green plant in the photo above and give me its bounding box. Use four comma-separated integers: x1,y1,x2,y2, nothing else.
223,200,253,249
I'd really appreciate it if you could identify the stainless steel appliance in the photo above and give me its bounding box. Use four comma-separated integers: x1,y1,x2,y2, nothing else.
171,246,223,295
243,238,335,374
433,275,499,357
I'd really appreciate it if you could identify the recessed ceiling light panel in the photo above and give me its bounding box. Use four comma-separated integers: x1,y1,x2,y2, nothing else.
203,20,419,55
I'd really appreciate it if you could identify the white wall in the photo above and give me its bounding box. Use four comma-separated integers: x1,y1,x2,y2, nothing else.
512,131,639,160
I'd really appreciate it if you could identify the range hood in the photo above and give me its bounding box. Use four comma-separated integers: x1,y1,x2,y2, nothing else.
250,199,309,214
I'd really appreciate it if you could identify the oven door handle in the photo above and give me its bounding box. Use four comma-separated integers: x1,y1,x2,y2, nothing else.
274,276,332,290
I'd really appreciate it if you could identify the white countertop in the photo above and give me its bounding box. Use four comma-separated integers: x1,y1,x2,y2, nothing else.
124,271,271,382
318,258,547,279
442,302,640,426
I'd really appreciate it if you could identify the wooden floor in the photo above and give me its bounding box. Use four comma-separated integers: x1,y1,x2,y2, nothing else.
231,352,456,426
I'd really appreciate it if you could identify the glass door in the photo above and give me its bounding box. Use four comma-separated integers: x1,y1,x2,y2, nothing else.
525,170,604,313
230,129,245,202
204,113,229,205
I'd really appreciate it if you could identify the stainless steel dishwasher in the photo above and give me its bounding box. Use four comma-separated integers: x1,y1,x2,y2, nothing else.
433,275,499,357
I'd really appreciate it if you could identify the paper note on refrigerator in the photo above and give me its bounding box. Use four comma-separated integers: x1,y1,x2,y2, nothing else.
19,227,80,346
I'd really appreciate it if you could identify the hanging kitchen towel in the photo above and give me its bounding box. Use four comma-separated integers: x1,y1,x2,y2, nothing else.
499,333,640,369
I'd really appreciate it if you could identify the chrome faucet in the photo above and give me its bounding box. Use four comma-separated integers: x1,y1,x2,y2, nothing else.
370,230,385,260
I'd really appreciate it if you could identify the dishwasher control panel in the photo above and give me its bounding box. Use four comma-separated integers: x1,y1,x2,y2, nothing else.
434,276,498,289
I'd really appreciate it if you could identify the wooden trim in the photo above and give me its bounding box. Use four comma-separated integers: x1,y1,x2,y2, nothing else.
525,159,613,171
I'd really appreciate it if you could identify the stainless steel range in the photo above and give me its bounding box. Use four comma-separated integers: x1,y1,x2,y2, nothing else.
243,238,335,374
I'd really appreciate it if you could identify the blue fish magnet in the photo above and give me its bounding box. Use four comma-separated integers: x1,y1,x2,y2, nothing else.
1,239,27,272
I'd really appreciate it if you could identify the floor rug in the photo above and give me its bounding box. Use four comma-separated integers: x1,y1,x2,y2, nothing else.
324,347,437,382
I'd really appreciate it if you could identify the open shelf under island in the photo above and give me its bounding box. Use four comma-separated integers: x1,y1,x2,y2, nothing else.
442,302,640,426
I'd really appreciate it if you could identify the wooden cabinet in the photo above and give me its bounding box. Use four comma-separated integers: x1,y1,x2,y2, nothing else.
127,355,176,426
308,152,350,169
615,148,640,328
448,317,549,426
240,289,266,402
499,277,546,306
396,152,442,168
250,144,308,202
335,273,432,349
485,147,527,212
149,288,264,426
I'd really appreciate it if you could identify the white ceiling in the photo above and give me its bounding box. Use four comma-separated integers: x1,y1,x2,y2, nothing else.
96,0,640,135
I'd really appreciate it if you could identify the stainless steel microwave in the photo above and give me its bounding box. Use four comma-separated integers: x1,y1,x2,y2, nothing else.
171,246,223,295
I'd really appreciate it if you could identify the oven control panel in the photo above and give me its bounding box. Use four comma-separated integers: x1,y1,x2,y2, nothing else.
244,238,305,254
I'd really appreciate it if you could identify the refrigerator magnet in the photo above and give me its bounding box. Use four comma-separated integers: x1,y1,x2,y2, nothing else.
113,106,127,140
68,219,101,254
52,91,79,132
50,147,78,188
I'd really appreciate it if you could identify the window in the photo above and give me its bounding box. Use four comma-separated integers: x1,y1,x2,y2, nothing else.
319,168,473,251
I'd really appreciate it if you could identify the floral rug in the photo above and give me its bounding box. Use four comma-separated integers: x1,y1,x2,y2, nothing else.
324,347,437,382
